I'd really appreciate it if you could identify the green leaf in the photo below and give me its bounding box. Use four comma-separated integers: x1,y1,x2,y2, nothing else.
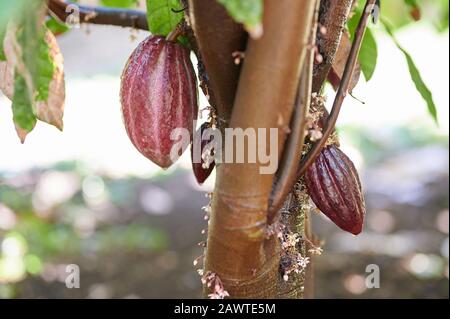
101,0,139,8
12,73,37,132
45,17,70,36
35,31,56,101
146,0,184,37
5,0,64,135
15,1,55,102
358,29,377,81
348,9,378,81
403,0,418,7
217,0,263,37
382,19,438,124
0,28,5,61
431,0,449,33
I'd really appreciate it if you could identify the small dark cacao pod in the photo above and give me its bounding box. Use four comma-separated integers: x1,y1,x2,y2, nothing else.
191,122,216,184
305,144,366,235
120,36,198,168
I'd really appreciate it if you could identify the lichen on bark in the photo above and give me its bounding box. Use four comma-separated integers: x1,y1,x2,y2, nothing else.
276,181,314,299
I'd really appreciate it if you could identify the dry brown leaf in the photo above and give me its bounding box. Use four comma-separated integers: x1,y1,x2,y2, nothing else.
0,60,14,99
328,31,361,92
15,125,34,144
2,25,65,141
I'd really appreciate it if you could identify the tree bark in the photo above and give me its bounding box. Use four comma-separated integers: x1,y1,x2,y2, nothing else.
276,187,312,299
274,3,318,296
312,0,353,93
187,0,247,124
203,0,316,299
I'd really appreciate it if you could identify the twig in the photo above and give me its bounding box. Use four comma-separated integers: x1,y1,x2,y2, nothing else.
47,0,148,30
312,0,354,93
268,54,312,222
267,0,320,222
296,0,377,179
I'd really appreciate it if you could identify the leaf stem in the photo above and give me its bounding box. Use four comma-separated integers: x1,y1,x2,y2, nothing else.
268,37,314,222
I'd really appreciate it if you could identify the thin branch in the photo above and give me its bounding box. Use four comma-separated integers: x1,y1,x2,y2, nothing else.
47,0,148,30
312,0,353,93
268,0,320,222
297,0,377,179
268,46,313,222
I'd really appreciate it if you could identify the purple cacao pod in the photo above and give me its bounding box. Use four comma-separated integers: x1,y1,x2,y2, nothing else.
305,145,366,235
191,123,216,184
120,36,198,168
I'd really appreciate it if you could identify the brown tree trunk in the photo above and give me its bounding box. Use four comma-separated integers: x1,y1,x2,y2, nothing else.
203,0,316,299
275,7,317,297
187,0,247,123
312,0,354,93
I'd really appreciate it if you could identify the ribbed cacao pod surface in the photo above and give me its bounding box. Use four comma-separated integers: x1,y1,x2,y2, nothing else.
305,144,366,235
120,36,198,168
191,122,216,184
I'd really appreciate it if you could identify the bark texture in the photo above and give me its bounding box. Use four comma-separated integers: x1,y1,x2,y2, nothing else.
203,0,316,298
188,0,247,124
276,185,316,299
312,0,353,93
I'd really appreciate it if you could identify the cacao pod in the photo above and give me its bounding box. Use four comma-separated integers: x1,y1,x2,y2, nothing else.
191,122,216,184
120,36,198,168
305,144,365,235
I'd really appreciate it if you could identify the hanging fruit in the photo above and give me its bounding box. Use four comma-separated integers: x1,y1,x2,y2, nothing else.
120,35,198,168
191,122,216,184
305,144,366,235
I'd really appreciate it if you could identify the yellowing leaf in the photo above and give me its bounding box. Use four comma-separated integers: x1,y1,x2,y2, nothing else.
34,30,65,131
12,73,37,143
2,24,66,140
0,59,14,99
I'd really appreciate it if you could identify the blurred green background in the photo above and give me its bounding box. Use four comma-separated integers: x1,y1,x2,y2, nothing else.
0,0,448,298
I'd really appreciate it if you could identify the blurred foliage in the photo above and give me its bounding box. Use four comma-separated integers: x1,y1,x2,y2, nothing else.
0,119,446,293
348,12,378,81
339,123,448,165
0,0,27,34
381,18,438,123
45,17,70,36
0,166,169,288
382,0,449,32
100,0,139,8
349,0,443,123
